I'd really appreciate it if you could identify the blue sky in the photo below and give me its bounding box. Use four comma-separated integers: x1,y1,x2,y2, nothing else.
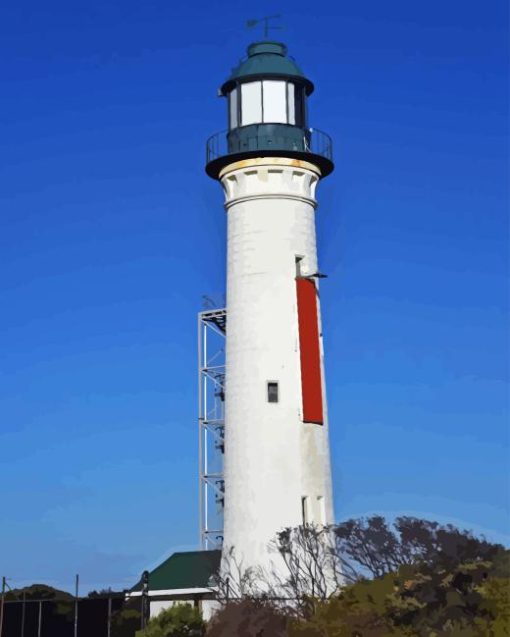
0,0,508,592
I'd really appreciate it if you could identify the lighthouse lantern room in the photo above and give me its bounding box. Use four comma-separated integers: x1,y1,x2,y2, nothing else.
206,41,333,179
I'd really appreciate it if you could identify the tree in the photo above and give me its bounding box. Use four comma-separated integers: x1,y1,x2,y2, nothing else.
287,518,510,637
287,575,409,637
215,526,343,618
111,603,142,637
475,575,510,635
210,517,509,636
212,546,267,604
137,604,205,637
334,516,506,580
206,599,288,637
88,587,116,598
287,556,510,637
270,524,343,617
4,583,73,602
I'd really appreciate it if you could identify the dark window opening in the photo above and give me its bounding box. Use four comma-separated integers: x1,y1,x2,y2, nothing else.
301,496,308,525
295,255,304,277
267,382,279,403
295,85,306,127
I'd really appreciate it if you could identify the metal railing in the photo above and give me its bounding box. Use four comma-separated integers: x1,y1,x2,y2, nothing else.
206,126,333,164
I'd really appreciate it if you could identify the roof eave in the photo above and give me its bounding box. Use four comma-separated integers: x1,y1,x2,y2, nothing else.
220,74,314,97
126,586,217,598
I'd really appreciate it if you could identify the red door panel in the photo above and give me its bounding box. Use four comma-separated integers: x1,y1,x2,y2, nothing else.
296,277,324,424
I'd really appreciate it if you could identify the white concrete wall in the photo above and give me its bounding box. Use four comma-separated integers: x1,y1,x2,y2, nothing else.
201,599,221,622
150,599,174,619
149,598,220,622
219,157,334,580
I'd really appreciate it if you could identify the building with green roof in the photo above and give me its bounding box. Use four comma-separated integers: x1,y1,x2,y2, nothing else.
128,550,221,622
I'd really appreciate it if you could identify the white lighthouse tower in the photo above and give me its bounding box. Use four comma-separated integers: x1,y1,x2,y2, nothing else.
205,40,335,577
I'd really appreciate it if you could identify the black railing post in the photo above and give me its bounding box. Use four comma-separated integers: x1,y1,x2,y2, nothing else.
107,597,112,637
20,591,26,637
74,574,79,637
141,570,150,630
37,601,42,637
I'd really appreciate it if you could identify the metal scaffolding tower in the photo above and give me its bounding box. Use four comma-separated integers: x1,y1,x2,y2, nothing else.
198,306,226,549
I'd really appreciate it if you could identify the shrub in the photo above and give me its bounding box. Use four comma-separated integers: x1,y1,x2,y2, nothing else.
206,599,288,637
139,603,205,637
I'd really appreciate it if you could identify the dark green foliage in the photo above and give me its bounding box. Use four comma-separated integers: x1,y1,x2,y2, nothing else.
286,553,510,636
326,518,509,635
206,599,288,637
4,583,73,602
1,585,73,637
139,603,205,637
210,517,510,637
111,608,142,637
88,587,117,597
111,598,142,637
335,515,507,580
1,517,506,636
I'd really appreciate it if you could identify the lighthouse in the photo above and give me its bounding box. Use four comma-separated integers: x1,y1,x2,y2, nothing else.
205,40,335,576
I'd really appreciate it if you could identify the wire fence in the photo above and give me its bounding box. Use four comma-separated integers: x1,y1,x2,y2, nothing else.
0,574,149,637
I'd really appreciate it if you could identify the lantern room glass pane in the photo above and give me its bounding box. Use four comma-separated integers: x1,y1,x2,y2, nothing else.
262,80,287,123
295,85,306,127
229,88,238,129
241,81,262,126
287,83,296,125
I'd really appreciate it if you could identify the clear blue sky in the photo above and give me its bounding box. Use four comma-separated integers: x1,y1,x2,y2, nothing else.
0,0,508,593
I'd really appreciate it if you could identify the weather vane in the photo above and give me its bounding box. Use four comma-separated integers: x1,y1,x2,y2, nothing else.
246,14,283,39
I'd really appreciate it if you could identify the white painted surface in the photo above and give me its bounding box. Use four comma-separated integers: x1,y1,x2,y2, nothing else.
219,157,335,580
128,587,213,598
149,600,174,619
262,80,287,123
201,599,221,622
149,596,219,622
287,83,296,125
229,90,238,129
241,82,262,125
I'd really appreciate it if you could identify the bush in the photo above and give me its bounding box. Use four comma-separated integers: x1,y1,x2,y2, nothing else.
139,604,205,637
206,599,288,637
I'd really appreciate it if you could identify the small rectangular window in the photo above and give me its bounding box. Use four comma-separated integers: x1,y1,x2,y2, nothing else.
295,255,304,277
301,496,309,525
317,496,326,524
267,381,279,403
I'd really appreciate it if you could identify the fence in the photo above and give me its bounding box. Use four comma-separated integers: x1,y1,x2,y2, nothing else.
0,574,149,637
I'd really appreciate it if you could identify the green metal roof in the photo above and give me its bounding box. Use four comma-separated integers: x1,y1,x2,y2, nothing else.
132,550,221,592
221,41,314,96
